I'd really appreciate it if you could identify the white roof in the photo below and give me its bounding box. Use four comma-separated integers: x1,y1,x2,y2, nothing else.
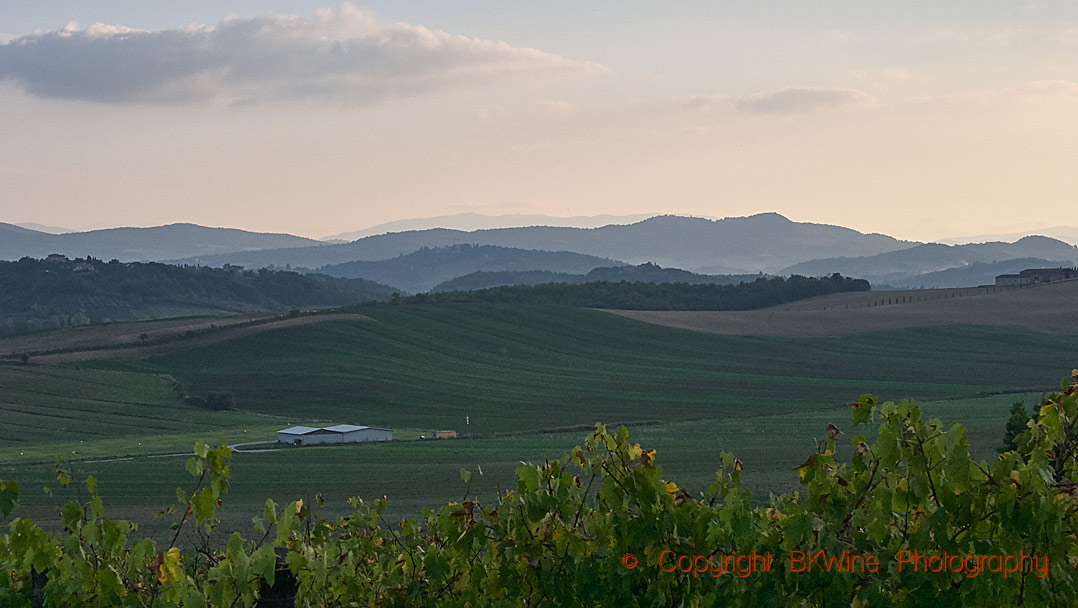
325,424,370,433
278,426,320,435
279,424,391,435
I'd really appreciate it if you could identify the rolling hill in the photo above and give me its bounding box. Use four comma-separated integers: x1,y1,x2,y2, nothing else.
0,222,323,262
0,256,396,335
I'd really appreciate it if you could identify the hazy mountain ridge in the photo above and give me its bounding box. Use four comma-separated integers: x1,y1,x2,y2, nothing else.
939,226,1078,247
884,258,1075,289
317,244,620,293
171,213,917,273
322,212,659,241
0,222,323,262
783,236,1078,284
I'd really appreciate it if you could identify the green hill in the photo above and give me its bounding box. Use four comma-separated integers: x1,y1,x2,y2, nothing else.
0,256,397,335
417,273,869,310
431,263,764,292
2,303,1073,530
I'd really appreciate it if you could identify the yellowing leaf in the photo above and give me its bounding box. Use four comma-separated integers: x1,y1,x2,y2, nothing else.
157,547,181,584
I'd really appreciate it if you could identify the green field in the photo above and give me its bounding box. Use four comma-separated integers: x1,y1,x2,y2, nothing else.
84,305,1073,434
0,304,1071,538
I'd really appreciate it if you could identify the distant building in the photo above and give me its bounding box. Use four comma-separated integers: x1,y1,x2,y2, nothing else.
277,424,392,446
45,253,69,263
72,262,95,273
995,267,1077,287
435,430,458,439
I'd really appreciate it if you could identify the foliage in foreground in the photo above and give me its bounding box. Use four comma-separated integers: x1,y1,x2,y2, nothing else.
2,374,1078,607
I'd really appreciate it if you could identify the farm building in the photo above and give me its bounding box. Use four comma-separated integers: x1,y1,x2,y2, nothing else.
277,424,392,446
435,430,458,439
995,267,1077,287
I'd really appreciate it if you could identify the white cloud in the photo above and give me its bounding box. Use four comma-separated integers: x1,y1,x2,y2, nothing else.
735,88,874,114
0,4,604,105
681,88,874,115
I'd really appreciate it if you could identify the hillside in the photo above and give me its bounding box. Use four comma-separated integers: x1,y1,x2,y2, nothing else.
891,257,1072,288
3,303,1072,534
783,236,1078,284
609,277,1078,336
414,273,869,309
0,222,322,262
430,263,764,292
169,213,916,273
317,244,620,293
0,256,396,335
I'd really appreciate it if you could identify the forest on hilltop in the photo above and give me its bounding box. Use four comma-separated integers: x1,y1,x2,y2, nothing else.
0,256,395,335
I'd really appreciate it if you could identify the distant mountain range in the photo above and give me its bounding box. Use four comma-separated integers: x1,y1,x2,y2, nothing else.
0,222,322,262
173,213,914,274
321,212,658,242
939,226,1078,247
6,214,1077,292
783,236,1078,286
13,222,75,234
317,244,619,293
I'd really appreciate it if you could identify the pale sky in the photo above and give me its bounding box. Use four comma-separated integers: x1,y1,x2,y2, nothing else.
1,2,1076,241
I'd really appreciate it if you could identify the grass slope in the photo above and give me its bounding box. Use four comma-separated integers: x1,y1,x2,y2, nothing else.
1,303,1070,536
86,304,1073,435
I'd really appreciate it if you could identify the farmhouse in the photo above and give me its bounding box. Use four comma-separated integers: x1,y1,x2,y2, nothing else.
277,424,392,446
435,430,458,439
995,267,1077,287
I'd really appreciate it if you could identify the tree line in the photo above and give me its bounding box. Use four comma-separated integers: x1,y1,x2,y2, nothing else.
408,273,870,310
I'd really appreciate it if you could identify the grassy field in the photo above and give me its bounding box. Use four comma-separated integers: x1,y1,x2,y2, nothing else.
81,305,1074,436
0,391,1044,542
610,278,1078,336
0,303,1071,540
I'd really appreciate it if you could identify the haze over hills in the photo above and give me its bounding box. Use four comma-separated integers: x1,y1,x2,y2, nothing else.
317,244,620,293
321,212,659,242
939,226,1078,247
0,222,323,262
783,236,1078,286
13,222,75,234
884,258,1074,289
172,213,916,274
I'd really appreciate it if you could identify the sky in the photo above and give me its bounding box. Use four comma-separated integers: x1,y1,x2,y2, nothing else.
1,2,1076,241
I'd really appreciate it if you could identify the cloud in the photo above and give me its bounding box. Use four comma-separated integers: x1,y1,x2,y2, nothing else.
0,4,603,105
734,88,874,114
681,88,874,115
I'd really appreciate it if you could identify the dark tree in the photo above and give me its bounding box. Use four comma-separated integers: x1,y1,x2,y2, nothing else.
998,401,1035,453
